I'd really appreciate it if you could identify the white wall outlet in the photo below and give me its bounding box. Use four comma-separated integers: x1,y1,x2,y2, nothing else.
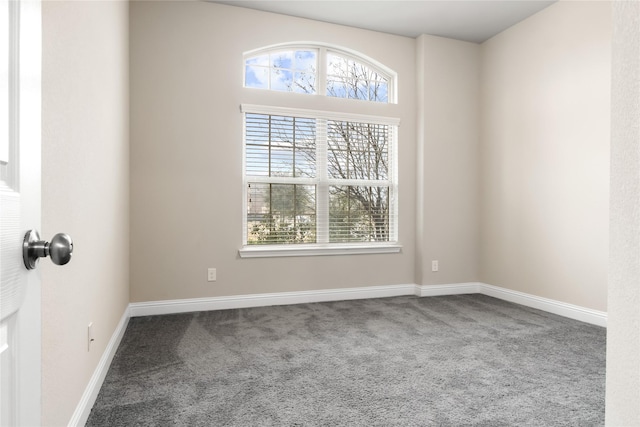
88,322,95,351
432,260,439,272
208,268,217,282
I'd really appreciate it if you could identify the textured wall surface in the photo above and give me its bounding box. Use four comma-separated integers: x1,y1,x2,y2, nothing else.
416,35,480,286
41,2,130,425
606,1,640,424
479,1,611,311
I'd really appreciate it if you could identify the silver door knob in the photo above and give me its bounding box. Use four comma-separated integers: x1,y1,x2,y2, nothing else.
23,229,73,270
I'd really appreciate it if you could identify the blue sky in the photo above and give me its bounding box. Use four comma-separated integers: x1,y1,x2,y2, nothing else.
245,50,316,92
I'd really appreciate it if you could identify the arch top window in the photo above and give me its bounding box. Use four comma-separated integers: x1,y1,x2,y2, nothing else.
244,43,396,104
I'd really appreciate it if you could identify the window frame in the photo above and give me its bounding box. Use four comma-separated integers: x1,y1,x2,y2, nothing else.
239,104,401,258
240,43,400,258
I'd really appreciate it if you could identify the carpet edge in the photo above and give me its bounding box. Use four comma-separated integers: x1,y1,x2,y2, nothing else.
480,283,607,327
128,282,607,327
129,284,420,317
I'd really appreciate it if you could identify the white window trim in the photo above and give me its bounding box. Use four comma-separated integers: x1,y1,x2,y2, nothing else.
240,104,401,126
240,104,401,257
239,243,402,258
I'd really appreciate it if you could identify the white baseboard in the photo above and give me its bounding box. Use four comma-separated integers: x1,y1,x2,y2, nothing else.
129,284,418,317
479,283,607,327
416,282,481,297
128,282,607,327
68,306,130,427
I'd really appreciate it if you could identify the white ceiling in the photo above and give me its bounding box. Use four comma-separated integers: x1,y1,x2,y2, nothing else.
210,0,556,43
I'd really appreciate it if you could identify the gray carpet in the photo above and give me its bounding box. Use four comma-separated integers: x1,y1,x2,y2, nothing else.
86,295,605,426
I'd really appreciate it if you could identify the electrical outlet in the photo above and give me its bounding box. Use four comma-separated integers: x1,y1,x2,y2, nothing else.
88,322,95,351
208,268,217,282
432,260,439,272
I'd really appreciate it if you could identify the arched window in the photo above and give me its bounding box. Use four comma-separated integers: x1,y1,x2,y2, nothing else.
240,43,400,257
244,43,396,103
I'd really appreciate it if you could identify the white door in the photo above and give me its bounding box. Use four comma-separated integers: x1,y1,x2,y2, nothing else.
1,1,42,426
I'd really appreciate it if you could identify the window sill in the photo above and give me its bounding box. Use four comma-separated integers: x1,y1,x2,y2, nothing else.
238,243,402,258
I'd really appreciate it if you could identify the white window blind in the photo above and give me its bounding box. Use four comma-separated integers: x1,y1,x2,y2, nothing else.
242,105,398,248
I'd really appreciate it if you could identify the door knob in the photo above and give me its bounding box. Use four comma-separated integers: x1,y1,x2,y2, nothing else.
23,230,73,270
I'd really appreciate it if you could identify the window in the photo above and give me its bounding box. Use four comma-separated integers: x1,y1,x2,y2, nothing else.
326,120,391,242
244,43,395,103
245,113,317,245
240,44,399,257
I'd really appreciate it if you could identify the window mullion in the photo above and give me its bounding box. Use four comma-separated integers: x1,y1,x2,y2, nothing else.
292,117,297,177
389,126,398,242
268,115,272,176
316,118,328,244
293,184,298,232
317,47,327,97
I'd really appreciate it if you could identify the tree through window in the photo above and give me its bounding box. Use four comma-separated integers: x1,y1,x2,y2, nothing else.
326,53,388,102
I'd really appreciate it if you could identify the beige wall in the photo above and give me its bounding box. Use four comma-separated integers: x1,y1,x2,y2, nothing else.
41,1,129,425
416,35,480,286
606,0,640,423
129,1,417,302
479,1,611,311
